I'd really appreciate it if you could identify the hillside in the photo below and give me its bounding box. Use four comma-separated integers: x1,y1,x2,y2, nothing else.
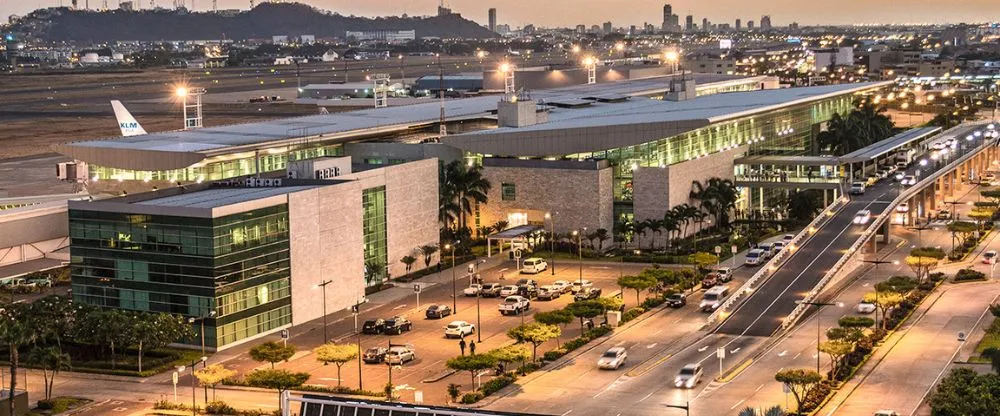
10,3,497,42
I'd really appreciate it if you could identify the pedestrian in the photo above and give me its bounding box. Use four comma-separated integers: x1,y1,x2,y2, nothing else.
459,338,467,356
469,340,476,355
586,319,595,331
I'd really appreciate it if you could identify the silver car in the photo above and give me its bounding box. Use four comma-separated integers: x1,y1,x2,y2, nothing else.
674,363,703,388
385,346,416,365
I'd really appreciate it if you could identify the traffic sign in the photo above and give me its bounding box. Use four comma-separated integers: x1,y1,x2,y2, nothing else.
281,329,289,339
413,284,422,293
513,249,522,259
731,245,738,254
714,246,722,254
171,371,178,385
716,347,726,359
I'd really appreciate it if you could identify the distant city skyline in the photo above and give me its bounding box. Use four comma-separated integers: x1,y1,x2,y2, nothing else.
3,0,1000,29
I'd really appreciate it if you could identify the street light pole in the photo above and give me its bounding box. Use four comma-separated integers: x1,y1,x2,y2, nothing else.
907,225,932,247
317,280,333,343
354,297,364,392
861,258,894,330
797,300,844,376
447,242,459,311
664,402,690,416
545,212,556,275
188,311,217,356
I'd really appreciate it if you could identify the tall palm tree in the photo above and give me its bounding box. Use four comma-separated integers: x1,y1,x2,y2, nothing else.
442,161,492,230
594,228,610,252
690,178,738,230
0,304,34,416
633,219,649,250
661,212,680,252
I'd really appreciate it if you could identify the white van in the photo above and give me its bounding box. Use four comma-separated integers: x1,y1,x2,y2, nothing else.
520,258,548,274
700,285,730,312
744,249,766,266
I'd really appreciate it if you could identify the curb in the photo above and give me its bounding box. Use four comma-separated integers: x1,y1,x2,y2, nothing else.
422,369,458,383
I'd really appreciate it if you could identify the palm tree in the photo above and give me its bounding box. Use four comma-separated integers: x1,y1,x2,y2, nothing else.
640,219,659,250
675,204,700,238
633,220,648,250
442,160,492,230
27,346,71,401
690,178,739,230
661,212,680,253
0,304,34,416
594,228,610,252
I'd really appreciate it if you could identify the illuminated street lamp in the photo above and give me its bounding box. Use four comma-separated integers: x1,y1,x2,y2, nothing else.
176,86,206,130
796,300,844,376
582,56,597,84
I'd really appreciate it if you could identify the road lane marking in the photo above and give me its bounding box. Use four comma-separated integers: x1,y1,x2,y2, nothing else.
393,304,407,310
755,385,764,392
698,346,709,352
777,350,787,357
730,400,746,410
647,343,658,349
639,391,654,402
653,329,664,336
730,347,741,354
793,352,801,360
561,410,573,416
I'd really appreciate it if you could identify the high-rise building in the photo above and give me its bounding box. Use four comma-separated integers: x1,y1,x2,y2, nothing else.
685,15,694,32
747,20,755,29
603,21,613,34
488,8,496,33
702,17,710,32
661,4,679,32
760,15,772,30
735,18,742,30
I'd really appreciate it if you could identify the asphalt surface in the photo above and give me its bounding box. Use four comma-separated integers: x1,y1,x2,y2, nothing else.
718,123,996,337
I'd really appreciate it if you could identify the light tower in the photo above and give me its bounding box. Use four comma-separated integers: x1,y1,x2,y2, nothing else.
176,86,206,130
437,53,447,136
583,56,597,84
373,73,391,109
499,62,515,98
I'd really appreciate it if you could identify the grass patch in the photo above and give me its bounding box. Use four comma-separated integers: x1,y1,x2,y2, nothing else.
27,397,91,415
971,332,1000,363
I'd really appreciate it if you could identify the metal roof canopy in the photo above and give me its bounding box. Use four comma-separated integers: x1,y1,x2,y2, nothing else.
838,126,942,164
734,155,839,166
488,224,543,240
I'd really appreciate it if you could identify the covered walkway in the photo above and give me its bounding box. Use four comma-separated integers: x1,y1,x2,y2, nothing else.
485,224,544,258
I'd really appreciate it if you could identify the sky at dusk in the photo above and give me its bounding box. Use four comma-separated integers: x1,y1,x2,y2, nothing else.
3,0,1000,28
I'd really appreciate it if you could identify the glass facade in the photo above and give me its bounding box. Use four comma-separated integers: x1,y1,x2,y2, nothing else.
562,93,861,219
69,204,293,348
362,186,388,286
90,144,343,182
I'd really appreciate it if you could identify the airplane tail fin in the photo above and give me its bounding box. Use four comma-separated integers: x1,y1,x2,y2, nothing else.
111,100,147,137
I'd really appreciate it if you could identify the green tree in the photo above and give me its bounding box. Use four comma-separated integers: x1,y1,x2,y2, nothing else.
787,190,823,224
947,220,979,251
837,316,875,329
565,300,605,333
26,346,70,401
774,369,823,415
617,274,658,307
875,275,919,294
906,247,946,281
826,327,864,343
400,255,418,274
594,228,611,251
688,252,720,272
249,341,296,369
928,368,1000,415
486,344,530,371
133,312,194,373
313,343,359,388
0,303,35,416
446,354,498,388
441,160,492,229
507,323,561,361
982,189,1000,206
533,310,574,348
420,245,439,268
819,341,853,379
982,348,1000,375
194,364,236,401
244,369,310,415
690,178,739,229
447,383,462,403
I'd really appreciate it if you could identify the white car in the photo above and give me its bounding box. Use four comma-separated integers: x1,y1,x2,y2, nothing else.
782,234,795,244
499,285,520,297
757,243,774,259
745,249,766,266
893,172,905,182
551,280,572,293
597,347,628,370
896,202,909,213
520,258,548,274
444,321,475,338
984,250,998,265
771,241,785,254
856,301,876,314
570,280,593,294
674,363,703,388
849,182,866,195
853,210,872,225
902,175,916,186
463,284,482,297
385,346,416,365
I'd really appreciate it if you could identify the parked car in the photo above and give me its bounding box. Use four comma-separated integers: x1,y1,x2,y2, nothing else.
771,241,785,254
757,243,774,259
936,209,952,220
856,301,877,314
362,347,388,363
902,175,916,186
874,410,899,416
517,285,539,299
383,316,413,335
425,304,452,319
444,320,475,338
701,274,719,289
29,277,53,287
574,287,603,301
782,234,796,244
853,210,872,225
463,284,483,297
499,285,520,297
499,296,530,316
520,258,548,274
362,319,386,335
536,285,562,300
385,346,416,365
516,278,539,288
570,280,593,294
896,202,909,213
666,293,687,308
479,283,502,297
674,363,703,388
984,250,998,265
709,267,733,282
744,249,766,266
597,347,628,370
551,280,572,293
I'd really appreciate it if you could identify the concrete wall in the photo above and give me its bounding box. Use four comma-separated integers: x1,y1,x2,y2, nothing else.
287,159,439,325
479,159,613,234
0,203,70,266
344,143,463,164
287,156,353,180
632,145,742,220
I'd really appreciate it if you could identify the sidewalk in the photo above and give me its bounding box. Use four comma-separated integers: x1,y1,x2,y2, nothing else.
818,281,1000,416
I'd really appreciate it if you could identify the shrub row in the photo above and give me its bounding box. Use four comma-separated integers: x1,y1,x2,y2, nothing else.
955,268,987,282
153,400,279,416
224,377,383,398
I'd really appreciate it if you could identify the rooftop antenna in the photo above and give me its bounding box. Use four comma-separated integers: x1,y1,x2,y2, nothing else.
212,0,216,11
176,86,206,130
438,53,446,136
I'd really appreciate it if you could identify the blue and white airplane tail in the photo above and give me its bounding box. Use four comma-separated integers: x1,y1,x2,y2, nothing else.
110,100,147,137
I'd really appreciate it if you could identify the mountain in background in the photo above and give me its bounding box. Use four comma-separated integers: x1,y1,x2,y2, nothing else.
11,2,497,42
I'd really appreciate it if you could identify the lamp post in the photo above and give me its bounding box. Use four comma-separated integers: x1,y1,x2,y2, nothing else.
353,296,365,392
178,356,207,416
573,229,585,286
907,225,933,247
664,402,690,416
446,242,459,311
188,311,217,355
545,212,556,275
796,300,844,376
860,258,895,330
316,280,333,343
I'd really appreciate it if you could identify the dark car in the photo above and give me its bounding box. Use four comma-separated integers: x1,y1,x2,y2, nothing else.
362,318,386,335
479,283,502,297
383,316,413,335
517,285,538,299
666,293,687,308
516,278,538,288
362,346,388,364
574,287,603,301
700,275,718,289
425,304,453,319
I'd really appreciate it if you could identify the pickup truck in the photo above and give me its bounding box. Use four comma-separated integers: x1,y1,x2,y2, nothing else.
498,296,530,316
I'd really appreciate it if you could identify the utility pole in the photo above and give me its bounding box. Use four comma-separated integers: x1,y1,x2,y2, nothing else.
438,53,446,136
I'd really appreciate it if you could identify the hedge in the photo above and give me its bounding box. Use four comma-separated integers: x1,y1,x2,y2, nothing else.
955,268,987,282
479,374,516,396
223,378,384,398
622,307,646,322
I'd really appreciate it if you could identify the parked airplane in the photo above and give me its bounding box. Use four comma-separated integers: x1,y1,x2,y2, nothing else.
111,100,147,137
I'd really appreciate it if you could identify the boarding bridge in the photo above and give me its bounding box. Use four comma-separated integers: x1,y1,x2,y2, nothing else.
713,122,998,337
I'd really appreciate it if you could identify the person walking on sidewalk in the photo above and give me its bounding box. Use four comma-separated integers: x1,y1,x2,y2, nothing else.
469,340,476,355
459,338,467,356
